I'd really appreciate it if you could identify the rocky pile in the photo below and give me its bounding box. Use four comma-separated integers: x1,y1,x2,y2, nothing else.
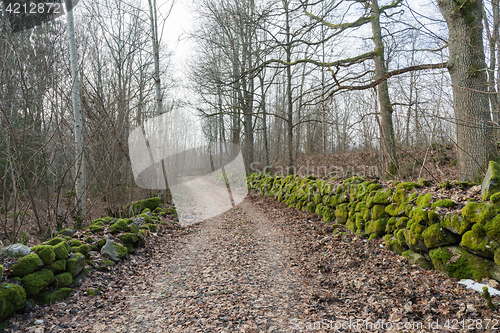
247,161,500,284
0,197,177,324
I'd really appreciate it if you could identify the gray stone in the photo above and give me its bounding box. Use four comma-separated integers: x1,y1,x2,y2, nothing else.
1,244,31,258
58,228,76,237
66,253,85,277
100,239,120,262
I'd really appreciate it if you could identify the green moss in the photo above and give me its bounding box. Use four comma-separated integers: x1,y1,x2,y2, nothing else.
119,233,139,253
481,161,500,201
97,238,106,250
66,253,85,277
72,244,89,257
385,204,399,217
442,214,471,235
31,245,55,266
87,288,101,297
35,288,73,305
110,219,130,234
462,202,491,224
371,204,386,220
385,217,397,234
322,209,334,223
355,213,365,230
128,197,162,215
85,236,93,243
431,199,456,209
396,229,408,250
491,192,500,204
99,259,115,271
402,250,434,269
462,224,499,258
392,189,408,205
396,182,421,191
389,238,405,255
384,234,392,248
410,207,428,225
428,210,440,225
396,217,410,229
44,237,65,246
53,272,72,288
373,188,393,205
365,219,387,237
405,222,427,253
47,259,66,273
307,202,316,214
416,193,433,208
53,241,70,260
335,204,349,224
87,224,104,233
430,246,497,281
10,253,43,277
0,283,26,320
346,218,357,233
112,243,127,261
22,269,54,296
422,223,461,249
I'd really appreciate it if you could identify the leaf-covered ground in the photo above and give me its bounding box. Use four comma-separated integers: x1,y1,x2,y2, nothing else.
4,194,499,332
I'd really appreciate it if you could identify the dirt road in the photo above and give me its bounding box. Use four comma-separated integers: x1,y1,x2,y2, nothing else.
7,195,497,332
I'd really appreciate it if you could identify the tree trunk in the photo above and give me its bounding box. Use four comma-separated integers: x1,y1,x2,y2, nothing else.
438,0,499,180
65,0,85,225
371,0,399,178
284,0,293,174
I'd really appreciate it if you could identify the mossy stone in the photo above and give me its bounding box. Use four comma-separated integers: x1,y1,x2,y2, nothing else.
323,209,334,223
416,193,433,207
97,239,106,250
110,219,130,234
138,213,152,223
10,253,43,277
365,219,387,237
31,245,55,266
99,259,115,271
422,223,461,249
22,269,54,296
0,283,26,320
53,272,73,288
355,213,365,230
44,237,65,246
384,204,399,217
392,189,408,204
396,217,410,229
35,288,73,305
402,250,434,269
396,229,408,249
307,202,316,214
429,246,500,281
119,233,139,253
396,182,421,191
373,188,393,205
128,197,162,215
335,204,349,224
462,202,496,224
410,207,428,225
431,199,456,209
346,218,357,232
462,224,499,258
481,161,500,201
72,244,89,257
53,241,70,260
371,204,387,220
405,222,427,253
388,238,404,254
47,259,66,273
442,214,471,235
385,217,397,234
87,224,104,233
66,253,85,277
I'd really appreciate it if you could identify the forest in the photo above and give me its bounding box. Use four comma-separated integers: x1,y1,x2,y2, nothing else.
1,0,500,330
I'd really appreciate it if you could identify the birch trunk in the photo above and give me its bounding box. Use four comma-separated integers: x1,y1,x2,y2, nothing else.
65,0,85,225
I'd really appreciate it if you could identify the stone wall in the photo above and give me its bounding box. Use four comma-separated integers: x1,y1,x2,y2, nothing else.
247,173,500,283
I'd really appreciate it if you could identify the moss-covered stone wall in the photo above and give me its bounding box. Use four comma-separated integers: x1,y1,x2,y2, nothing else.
0,198,177,323
247,173,500,283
